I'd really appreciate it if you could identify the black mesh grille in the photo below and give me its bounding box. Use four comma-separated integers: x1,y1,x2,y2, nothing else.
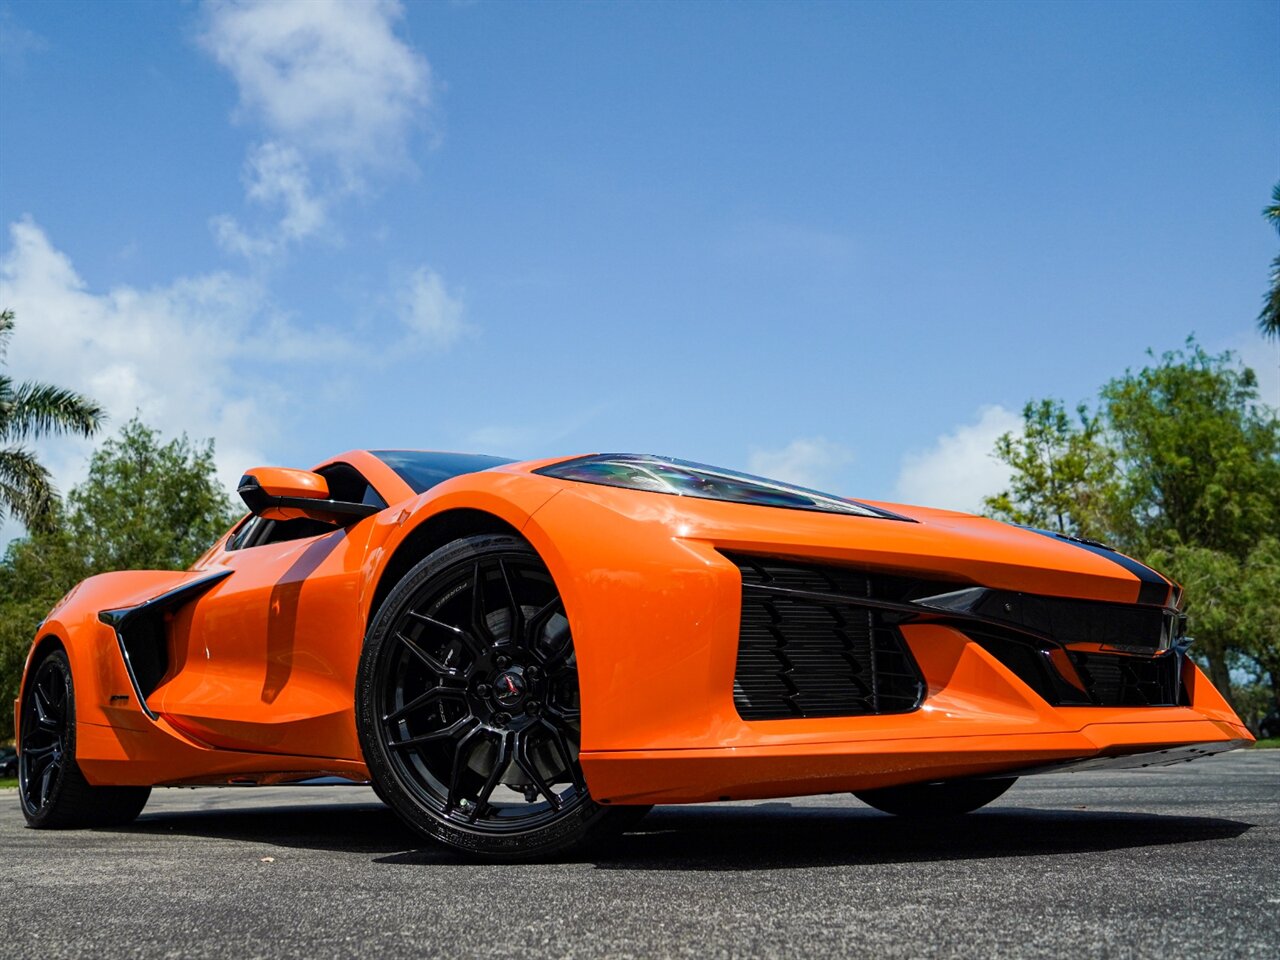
1069,650,1181,706
729,555,926,720
971,591,1170,650
726,552,1185,713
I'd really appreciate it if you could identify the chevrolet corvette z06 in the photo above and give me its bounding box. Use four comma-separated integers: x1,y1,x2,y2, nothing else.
16,450,1251,858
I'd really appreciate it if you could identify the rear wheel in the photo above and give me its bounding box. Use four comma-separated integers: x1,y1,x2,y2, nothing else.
19,649,151,828
854,777,1017,818
357,535,648,860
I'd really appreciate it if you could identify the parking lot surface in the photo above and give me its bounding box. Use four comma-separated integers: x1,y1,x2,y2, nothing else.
2,750,1277,959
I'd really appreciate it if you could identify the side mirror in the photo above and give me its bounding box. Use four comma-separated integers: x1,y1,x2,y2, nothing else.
237,467,380,525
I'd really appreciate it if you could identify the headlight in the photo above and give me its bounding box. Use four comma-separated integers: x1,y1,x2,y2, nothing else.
535,454,909,520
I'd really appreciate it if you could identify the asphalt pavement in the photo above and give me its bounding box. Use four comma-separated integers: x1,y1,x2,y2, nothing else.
2,750,1277,959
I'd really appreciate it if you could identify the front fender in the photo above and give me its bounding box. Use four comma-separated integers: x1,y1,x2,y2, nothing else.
357,469,565,625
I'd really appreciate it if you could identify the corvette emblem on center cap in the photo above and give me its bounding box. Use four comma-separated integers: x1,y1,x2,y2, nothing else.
493,670,526,707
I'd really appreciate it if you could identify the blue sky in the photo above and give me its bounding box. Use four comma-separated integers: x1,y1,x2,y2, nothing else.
1,0,1276,531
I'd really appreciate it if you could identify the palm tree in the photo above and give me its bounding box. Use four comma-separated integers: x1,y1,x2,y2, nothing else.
1261,182,1280,339
0,309,105,529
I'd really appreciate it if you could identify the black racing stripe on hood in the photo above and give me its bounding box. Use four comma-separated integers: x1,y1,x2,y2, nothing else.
1020,527,1170,606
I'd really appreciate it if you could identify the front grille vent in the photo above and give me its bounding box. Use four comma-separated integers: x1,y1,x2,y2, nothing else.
1069,650,1181,706
728,554,928,721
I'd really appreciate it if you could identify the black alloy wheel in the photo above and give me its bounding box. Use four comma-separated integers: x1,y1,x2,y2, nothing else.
854,777,1017,818
19,649,150,828
357,534,646,859
20,655,70,813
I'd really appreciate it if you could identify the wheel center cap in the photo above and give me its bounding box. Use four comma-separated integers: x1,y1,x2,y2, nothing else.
493,669,526,708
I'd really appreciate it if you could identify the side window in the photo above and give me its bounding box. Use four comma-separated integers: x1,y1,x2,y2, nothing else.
226,515,256,551
226,462,387,551
254,516,336,547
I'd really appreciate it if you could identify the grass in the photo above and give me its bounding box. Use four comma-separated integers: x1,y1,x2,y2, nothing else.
1252,737,1280,749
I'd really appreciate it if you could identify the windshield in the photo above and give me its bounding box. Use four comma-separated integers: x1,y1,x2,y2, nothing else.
371,450,515,494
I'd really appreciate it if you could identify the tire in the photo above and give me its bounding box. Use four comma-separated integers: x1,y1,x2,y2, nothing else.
854,777,1017,818
19,649,151,829
357,534,648,860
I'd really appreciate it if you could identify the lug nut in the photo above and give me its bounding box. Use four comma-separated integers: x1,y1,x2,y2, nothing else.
476,683,491,698
496,655,511,668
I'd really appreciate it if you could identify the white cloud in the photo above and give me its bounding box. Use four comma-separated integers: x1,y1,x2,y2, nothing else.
399,265,467,349
211,215,274,259
201,0,430,256
0,218,278,503
201,0,430,174
892,405,1021,513
198,1,468,353
213,141,329,256
0,217,464,550
748,437,854,491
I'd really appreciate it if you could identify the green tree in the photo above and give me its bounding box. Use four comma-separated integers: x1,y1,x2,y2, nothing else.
1260,182,1280,339
985,341,1280,712
1101,341,1280,560
1145,543,1242,702
0,309,105,530
1237,537,1280,715
982,399,1115,540
63,419,238,572
0,419,237,740
1154,537,1280,720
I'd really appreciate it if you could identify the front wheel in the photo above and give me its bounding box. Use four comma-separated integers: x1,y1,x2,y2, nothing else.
19,649,151,828
854,777,1017,818
357,534,647,860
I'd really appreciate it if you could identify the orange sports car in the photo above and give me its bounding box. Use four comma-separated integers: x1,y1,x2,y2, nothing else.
16,450,1251,858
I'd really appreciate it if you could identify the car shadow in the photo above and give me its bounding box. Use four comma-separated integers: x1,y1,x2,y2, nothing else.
116,798,1253,870
585,804,1255,871
123,800,417,855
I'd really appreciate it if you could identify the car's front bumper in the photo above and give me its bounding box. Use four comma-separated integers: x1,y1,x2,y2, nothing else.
580,631,1250,803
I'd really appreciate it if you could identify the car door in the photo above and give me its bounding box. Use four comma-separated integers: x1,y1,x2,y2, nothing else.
151,463,388,761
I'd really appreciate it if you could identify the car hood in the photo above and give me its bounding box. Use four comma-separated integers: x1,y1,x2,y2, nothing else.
541,480,1170,608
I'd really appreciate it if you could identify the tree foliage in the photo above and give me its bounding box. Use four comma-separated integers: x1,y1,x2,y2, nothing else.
1237,538,1280,704
1260,182,1280,339
985,341,1280,721
62,420,237,572
1101,342,1280,559
982,399,1115,539
1144,543,1244,699
0,308,105,530
0,419,237,740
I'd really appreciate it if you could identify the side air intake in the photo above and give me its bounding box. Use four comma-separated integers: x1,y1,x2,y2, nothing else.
728,554,928,721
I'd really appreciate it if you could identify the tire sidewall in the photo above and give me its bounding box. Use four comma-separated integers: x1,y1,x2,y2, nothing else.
19,649,76,826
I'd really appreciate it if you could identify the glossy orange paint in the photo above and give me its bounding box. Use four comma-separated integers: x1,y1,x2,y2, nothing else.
244,466,329,501
16,450,1252,799
513,479,1249,802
